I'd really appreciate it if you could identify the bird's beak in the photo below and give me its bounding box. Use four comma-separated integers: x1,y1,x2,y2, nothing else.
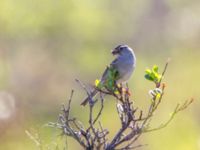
111,48,119,55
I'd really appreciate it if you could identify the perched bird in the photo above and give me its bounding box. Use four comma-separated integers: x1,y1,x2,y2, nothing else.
81,45,136,106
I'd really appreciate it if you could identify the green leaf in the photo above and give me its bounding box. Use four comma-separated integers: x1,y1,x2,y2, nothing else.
95,66,119,92
145,74,154,81
108,80,113,87
154,73,159,80
157,74,162,82
145,69,152,74
108,69,112,78
145,65,162,84
153,65,158,72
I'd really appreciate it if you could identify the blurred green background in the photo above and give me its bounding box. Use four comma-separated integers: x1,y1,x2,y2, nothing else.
0,0,200,149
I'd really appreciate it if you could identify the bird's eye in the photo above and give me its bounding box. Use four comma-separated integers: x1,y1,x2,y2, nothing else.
119,47,124,51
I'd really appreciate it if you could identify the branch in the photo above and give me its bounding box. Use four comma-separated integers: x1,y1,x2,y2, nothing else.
45,61,194,150
144,98,194,133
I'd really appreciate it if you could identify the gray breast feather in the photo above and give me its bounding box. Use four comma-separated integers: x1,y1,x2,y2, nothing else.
111,55,135,83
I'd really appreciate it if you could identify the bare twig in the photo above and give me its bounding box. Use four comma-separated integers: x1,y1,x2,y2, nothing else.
93,93,104,125
99,122,106,149
47,61,193,150
144,98,194,133
157,58,170,88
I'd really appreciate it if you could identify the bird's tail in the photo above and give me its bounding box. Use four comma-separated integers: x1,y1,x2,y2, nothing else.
80,90,98,106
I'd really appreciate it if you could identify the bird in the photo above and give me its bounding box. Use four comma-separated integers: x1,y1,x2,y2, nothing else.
80,44,136,106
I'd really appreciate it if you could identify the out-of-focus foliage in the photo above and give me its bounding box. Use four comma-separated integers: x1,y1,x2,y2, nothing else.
0,0,199,150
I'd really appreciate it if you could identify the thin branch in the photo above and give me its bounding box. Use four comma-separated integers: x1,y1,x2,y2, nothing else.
157,59,170,87
65,90,74,120
144,98,194,133
99,122,106,149
46,61,194,150
93,93,104,125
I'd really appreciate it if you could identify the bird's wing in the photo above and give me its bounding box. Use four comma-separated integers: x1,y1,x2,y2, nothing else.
100,66,109,82
110,57,120,67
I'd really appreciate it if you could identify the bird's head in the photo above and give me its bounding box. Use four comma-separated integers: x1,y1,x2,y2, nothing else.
111,45,133,56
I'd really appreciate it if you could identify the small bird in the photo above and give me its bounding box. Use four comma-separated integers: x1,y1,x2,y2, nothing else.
81,45,136,106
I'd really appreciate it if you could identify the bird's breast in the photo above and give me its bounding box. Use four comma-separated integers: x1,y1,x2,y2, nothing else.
116,59,135,83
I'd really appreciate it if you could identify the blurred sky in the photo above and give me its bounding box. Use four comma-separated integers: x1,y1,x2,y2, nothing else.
0,0,200,150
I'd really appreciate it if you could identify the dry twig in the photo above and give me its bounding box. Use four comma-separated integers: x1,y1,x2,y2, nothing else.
48,61,193,150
